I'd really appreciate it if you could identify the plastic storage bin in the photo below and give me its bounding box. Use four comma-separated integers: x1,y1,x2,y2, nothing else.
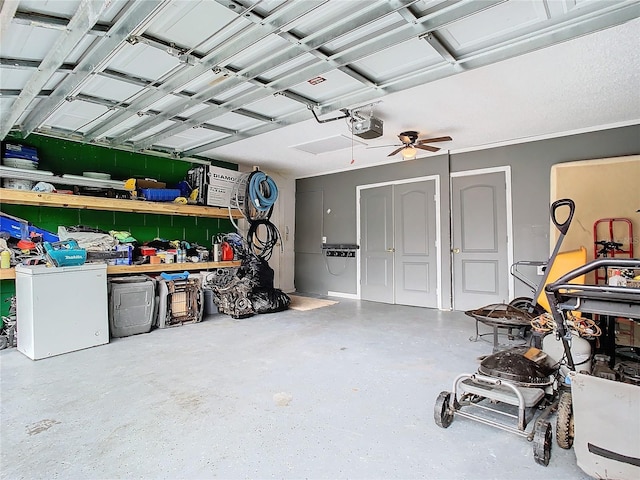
139,188,181,202
4,143,39,161
0,212,29,239
108,275,156,337
203,288,219,316
0,212,59,241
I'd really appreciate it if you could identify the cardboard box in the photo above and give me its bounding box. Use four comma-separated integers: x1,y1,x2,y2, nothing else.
135,179,166,189
187,166,246,207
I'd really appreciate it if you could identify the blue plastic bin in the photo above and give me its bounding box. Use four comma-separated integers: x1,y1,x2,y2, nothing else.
139,188,181,202
4,144,39,161
0,212,59,241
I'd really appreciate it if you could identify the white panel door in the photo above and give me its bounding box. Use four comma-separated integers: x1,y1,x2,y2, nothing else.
394,181,438,308
360,180,438,307
360,185,394,303
451,170,509,311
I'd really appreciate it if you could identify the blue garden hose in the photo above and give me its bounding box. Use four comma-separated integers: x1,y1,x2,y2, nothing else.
248,171,278,212
243,170,281,259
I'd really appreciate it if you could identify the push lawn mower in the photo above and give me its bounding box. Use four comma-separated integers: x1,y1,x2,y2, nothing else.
434,345,564,466
435,199,585,466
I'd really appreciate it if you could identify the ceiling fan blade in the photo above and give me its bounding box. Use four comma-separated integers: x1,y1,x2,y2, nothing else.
416,144,440,152
417,136,452,144
388,147,405,157
366,143,401,149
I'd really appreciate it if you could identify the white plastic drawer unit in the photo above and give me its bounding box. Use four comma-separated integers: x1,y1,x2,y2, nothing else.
15,263,108,360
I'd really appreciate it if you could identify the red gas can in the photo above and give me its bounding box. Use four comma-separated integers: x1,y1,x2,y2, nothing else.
221,241,234,261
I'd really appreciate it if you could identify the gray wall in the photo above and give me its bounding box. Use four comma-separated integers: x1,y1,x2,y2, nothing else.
295,125,640,307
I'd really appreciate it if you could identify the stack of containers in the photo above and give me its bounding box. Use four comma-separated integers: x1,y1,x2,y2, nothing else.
2,144,39,190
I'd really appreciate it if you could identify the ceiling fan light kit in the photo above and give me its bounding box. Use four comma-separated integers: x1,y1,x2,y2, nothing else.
401,146,417,160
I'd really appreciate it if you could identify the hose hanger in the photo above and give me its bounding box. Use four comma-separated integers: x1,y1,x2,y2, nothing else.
232,169,282,261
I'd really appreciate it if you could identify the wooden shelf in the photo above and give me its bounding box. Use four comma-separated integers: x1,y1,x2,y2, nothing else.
0,189,244,281
0,261,241,281
106,260,240,275
0,188,242,219
0,269,16,280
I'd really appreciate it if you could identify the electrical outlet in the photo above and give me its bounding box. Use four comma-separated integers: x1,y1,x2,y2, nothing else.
537,265,545,275
322,236,327,244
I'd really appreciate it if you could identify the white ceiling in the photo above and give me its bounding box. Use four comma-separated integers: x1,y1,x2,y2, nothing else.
1,0,639,179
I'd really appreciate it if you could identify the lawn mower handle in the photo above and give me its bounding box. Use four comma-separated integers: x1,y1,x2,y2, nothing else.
526,198,576,314
550,199,575,235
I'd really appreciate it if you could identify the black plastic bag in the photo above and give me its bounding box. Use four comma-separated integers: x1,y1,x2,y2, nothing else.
240,255,274,289
250,287,290,314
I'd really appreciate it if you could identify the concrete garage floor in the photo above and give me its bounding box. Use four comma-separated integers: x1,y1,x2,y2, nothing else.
1,298,591,480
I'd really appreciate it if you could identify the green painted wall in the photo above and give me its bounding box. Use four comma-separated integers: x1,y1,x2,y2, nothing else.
1,134,238,316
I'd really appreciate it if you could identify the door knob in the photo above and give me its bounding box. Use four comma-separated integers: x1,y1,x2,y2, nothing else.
452,248,460,254
386,248,395,252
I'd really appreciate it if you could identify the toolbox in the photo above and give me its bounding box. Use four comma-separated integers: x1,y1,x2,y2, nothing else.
0,212,59,242
0,212,29,239
43,240,86,267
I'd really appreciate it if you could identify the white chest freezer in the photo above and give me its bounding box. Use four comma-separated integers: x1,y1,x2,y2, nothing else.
15,263,109,360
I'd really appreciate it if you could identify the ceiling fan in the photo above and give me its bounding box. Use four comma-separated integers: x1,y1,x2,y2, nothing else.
373,131,452,159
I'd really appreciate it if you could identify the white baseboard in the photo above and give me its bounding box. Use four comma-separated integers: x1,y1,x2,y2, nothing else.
327,291,358,299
